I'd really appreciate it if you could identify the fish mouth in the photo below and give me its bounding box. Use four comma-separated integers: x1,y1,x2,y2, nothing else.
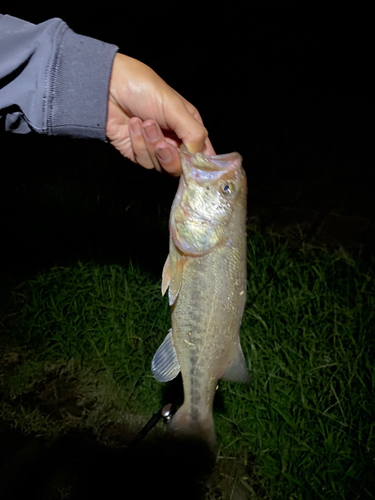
180,145,242,173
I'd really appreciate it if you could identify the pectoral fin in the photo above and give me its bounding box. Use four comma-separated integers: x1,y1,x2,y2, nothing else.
161,249,184,306
167,244,185,306
222,343,251,383
161,255,171,296
151,329,180,382
168,255,184,306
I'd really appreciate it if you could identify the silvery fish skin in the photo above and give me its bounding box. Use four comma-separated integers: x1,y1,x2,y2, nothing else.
152,146,249,447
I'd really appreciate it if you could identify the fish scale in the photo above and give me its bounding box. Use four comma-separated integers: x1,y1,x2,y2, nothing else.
152,147,250,451
173,249,242,419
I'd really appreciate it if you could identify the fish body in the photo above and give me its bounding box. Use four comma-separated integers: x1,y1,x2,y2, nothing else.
152,146,249,449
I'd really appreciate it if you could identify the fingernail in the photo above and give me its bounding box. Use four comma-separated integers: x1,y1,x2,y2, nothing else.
143,123,159,142
130,120,142,136
156,147,172,163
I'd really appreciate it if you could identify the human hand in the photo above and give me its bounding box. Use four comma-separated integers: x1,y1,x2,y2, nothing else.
106,54,215,176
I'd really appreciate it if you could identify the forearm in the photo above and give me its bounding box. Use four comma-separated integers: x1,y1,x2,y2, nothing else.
0,14,118,139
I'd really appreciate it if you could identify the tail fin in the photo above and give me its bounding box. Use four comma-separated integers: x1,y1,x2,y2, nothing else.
165,404,216,470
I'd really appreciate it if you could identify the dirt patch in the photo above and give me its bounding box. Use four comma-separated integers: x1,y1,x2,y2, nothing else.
0,339,148,442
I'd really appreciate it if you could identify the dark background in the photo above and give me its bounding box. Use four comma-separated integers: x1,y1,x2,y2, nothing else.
1,1,374,281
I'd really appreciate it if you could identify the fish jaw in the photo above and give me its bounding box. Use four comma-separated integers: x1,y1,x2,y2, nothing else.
180,144,243,174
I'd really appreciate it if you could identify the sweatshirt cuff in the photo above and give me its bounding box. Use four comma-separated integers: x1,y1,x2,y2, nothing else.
47,25,118,140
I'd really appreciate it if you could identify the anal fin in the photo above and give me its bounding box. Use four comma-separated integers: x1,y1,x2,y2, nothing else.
222,343,250,383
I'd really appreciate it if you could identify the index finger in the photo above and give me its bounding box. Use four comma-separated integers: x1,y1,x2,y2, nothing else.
165,94,214,154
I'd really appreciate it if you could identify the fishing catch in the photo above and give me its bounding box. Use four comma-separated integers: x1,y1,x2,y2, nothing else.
152,146,250,448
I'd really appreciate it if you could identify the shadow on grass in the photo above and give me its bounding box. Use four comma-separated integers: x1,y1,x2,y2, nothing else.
0,422,217,500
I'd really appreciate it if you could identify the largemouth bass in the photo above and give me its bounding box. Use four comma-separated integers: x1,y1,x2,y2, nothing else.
152,146,249,449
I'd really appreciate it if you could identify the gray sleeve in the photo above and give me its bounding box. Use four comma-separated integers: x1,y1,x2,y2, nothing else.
0,14,118,140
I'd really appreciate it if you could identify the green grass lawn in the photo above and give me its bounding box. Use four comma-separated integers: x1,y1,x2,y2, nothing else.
1,230,374,499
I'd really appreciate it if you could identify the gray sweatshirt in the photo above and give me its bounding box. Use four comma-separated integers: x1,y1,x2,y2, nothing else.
0,14,118,140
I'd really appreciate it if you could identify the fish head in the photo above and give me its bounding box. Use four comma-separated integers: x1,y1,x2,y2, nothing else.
170,146,246,255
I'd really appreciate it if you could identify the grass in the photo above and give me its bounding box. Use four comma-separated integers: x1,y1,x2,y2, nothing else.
1,230,374,499
216,234,375,498
7,261,169,417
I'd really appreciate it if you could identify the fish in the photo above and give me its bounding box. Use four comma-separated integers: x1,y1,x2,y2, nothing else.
152,146,250,451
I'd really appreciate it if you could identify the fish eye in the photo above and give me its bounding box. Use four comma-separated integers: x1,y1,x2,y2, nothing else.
222,182,235,196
